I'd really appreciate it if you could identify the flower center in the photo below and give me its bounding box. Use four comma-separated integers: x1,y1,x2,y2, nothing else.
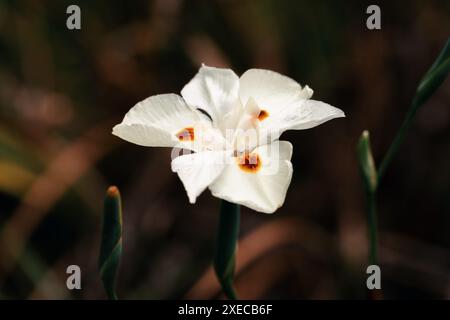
257,109,269,121
237,152,262,173
176,127,195,141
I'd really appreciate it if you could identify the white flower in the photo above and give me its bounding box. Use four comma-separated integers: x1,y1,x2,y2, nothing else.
113,65,345,213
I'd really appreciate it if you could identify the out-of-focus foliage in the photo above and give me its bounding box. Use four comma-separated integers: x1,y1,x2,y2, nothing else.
0,0,449,299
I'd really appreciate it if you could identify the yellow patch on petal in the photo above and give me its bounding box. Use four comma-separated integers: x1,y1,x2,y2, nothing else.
176,127,195,141
237,152,262,173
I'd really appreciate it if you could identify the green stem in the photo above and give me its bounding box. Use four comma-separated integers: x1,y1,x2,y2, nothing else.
220,278,238,300
377,100,418,182
357,131,379,266
213,200,240,300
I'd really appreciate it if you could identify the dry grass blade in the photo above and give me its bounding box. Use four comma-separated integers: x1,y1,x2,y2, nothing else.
0,120,119,279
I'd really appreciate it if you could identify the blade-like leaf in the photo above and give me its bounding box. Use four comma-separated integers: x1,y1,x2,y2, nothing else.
357,130,377,193
414,38,450,108
99,185,123,300
423,38,450,79
213,200,240,300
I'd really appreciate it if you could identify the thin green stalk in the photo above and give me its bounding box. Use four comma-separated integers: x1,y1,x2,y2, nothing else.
213,200,240,300
357,39,449,298
377,100,418,182
357,131,379,266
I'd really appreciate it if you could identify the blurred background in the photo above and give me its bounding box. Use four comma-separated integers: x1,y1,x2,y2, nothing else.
0,0,449,299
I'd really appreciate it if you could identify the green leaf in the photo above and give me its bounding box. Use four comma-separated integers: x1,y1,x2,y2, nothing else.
378,38,450,181
98,185,123,300
414,38,450,108
357,130,377,193
213,200,240,300
423,38,450,79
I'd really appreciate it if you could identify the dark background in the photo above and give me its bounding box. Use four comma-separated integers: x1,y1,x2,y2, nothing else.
0,0,449,299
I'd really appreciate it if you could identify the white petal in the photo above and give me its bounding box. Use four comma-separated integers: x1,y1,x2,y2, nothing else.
239,69,313,110
232,97,262,153
171,150,232,203
209,141,293,214
259,99,345,143
181,65,240,125
113,94,224,151
288,99,345,130
218,99,244,140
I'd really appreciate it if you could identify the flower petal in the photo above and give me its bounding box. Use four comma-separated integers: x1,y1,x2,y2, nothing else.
239,69,313,110
232,97,262,153
259,99,346,143
209,141,293,213
287,99,345,129
113,94,225,151
181,65,240,125
171,150,232,203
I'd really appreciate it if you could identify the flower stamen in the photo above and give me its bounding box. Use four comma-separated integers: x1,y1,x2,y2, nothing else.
176,127,195,141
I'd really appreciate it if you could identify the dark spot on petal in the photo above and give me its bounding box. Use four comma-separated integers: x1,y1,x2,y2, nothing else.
258,109,269,121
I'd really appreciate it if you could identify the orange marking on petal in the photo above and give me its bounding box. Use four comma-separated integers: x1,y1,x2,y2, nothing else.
237,152,262,173
176,127,195,141
257,109,269,121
